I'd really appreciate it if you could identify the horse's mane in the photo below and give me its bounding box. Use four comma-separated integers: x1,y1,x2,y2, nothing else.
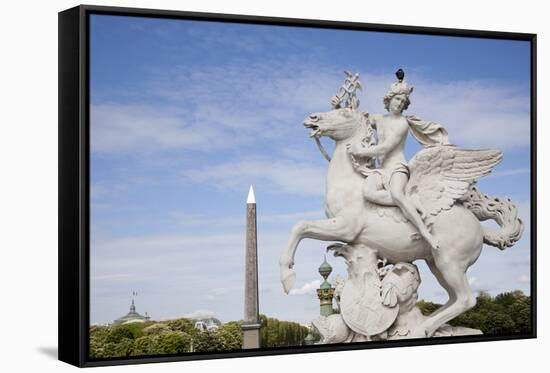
348,111,376,171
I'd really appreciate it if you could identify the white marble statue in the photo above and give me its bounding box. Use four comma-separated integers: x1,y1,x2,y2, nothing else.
280,70,524,339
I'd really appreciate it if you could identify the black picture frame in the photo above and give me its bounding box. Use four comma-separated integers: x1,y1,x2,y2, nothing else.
58,4,537,368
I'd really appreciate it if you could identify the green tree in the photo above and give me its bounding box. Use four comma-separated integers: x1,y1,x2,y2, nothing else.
495,290,525,308
114,337,134,357
157,332,191,354
106,325,134,344
419,290,532,335
259,314,310,348
144,323,171,334
509,296,531,332
131,335,160,356
127,322,148,338
217,322,243,350
166,318,194,332
89,325,111,358
194,330,224,352
416,300,441,316
166,318,198,339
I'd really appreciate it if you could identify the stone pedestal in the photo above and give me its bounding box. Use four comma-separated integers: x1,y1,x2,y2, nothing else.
242,323,261,349
311,244,482,343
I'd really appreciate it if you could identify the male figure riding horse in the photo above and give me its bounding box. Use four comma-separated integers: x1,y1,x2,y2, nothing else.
347,69,446,250
281,70,522,338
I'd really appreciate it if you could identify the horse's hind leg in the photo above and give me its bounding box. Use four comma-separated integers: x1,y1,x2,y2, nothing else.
279,215,361,293
413,261,476,337
425,259,457,318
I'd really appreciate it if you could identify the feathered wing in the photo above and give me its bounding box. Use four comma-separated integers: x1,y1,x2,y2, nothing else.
406,146,503,228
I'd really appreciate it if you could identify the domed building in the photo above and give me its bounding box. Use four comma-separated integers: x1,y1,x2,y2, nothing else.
113,299,151,325
193,317,222,332
317,256,336,317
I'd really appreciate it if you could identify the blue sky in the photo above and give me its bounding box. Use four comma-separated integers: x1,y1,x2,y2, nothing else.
89,14,532,325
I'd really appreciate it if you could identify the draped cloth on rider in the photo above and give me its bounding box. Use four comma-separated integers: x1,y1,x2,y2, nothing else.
356,115,449,190
405,115,450,146
354,114,450,190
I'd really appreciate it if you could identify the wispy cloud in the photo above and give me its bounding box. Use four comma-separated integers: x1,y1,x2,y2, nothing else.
506,256,530,268
289,279,322,296
170,209,325,227
515,201,531,233
90,103,248,154
260,210,326,224
410,80,530,149
92,274,132,281
340,73,530,150
169,212,243,227
490,168,531,178
204,287,232,301
181,309,215,320
456,275,493,295
468,276,481,289
518,274,530,284
91,57,529,166
91,232,244,265
90,226,338,323
182,156,326,197
90,180,129,201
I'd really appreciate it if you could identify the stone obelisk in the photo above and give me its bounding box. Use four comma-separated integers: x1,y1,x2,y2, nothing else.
242,185,261,349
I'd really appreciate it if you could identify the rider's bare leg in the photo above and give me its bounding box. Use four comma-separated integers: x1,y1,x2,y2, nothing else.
362,174,394,206
389,172,440,250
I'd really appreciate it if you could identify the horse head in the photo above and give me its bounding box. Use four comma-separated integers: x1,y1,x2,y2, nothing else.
303,107,366,142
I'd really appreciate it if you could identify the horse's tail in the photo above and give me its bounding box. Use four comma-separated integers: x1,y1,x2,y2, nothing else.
462,186,524,250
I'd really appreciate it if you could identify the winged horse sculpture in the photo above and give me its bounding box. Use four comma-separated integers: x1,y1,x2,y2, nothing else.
279,72,523,338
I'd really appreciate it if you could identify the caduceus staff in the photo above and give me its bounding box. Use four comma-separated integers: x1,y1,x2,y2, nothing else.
330,70,362,109
313,71,375,165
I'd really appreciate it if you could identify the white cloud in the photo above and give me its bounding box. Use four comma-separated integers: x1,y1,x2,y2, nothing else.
90,103,246,154
90,180,130,202
410,80,529,149
89,63,339,156
91,274,131,281
90,231,247,323
259,210,326,224
506,256,530,268
490,168,531,178
170,209,325,227
289,279,322,296
89,219,347,323
518,274,530,284
205,287,232,301
91,61,530,162
468,276,480,288
181,309,215,320
170,212,243,227
513,201,531,234
93,232,242,253
182,156,326,197
345,73,530,150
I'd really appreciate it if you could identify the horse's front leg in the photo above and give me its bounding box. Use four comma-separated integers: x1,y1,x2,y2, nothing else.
279,215,361,293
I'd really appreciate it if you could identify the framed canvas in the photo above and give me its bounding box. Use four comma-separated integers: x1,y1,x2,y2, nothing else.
58,4,537,368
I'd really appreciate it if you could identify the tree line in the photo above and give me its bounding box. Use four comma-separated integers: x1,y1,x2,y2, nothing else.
416,290,531,334
89,318,243,358
89,314,309,359
259,314,310,348
90,291,531,358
